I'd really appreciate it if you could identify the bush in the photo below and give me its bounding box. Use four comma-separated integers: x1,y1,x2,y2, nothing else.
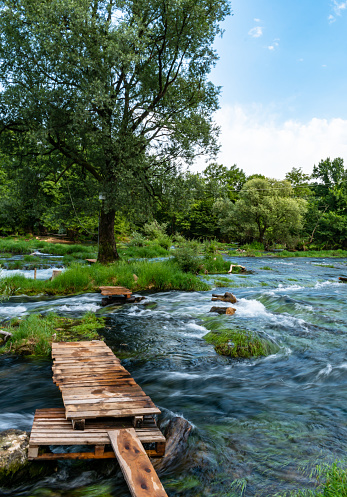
173,243,201,273
203,239,218,256
143,220,168,240
127,231,147,247
155,235,172,250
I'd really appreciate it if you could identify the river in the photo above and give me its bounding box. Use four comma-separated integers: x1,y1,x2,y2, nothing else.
0,256,346,496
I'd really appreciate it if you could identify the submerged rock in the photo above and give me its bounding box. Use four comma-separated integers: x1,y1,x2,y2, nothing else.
0,429,56,487
153,416,193,472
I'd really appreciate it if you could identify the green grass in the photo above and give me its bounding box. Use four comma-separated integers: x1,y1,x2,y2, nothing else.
202,317,278,359
280,461,347,496
0,312,105,356
0,260,210,296
260,266,273,270
0,236,97,258
120,243,169,259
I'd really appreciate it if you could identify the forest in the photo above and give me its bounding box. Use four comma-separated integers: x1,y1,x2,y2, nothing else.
0,153,346,252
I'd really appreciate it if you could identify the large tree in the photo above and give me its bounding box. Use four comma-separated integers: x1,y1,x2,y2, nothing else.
0,0,230,262
214,178,307,247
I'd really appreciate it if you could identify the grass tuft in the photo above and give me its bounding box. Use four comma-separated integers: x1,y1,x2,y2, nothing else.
0,312,105,356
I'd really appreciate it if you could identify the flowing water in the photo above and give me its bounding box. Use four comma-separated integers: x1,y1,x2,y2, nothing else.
1,257,347,497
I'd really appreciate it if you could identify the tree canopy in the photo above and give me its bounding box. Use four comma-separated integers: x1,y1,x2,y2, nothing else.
0,0,230,261
214,178,308,248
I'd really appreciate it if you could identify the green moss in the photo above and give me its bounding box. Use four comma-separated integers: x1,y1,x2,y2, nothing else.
203,324,278,359
0,312,105,356
260,266,273,270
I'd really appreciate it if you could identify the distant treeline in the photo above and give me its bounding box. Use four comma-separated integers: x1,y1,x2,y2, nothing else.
0,154,346,250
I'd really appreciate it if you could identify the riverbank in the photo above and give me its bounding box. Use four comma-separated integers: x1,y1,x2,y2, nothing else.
0,313,105,356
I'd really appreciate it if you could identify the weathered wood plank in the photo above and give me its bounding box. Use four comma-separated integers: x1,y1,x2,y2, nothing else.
66,407,161,418
108,429,168,497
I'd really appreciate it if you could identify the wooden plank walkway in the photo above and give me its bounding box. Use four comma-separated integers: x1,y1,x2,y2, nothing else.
28,408,166,460
108,429,168,497
52,341,161,429
28,340,168,497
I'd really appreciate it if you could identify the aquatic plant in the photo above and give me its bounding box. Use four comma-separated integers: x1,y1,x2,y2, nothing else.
280,460,347,496
202,318,278,359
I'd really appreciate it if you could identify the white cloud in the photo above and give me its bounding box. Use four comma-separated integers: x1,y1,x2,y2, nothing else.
254,18,261,22
328,14,336,22
329,1,347,21
333,0,347,14
268,39,280,51
248,26,263,38
192,105,347,179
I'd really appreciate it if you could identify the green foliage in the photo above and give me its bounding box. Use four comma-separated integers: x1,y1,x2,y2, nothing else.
173,243,201,273
143,221,168,240
202,255,231,273
0,0,230,261
127,232,147,247
214,178,307,248
0,260,209,296
203,322,278,358
0,312,104,356
280,461,347,497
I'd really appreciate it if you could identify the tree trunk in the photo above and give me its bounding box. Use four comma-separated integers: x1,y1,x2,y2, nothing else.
98,205,119,263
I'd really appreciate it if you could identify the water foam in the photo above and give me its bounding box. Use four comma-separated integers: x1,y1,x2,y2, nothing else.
0,412,34,430
317,363,333,377
56,303,100,313
0,305,27,317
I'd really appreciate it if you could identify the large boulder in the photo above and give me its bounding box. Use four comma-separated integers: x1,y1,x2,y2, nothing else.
0,429,56,487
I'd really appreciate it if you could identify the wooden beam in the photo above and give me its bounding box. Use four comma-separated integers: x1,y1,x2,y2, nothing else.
108,428,168,497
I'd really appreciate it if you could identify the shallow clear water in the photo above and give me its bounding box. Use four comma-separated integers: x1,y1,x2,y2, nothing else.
0,257,347,496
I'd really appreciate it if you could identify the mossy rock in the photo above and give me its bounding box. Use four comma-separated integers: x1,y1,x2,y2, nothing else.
203,328,278,359
0,429,56,487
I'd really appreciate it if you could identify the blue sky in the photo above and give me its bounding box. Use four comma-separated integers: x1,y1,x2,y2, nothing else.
195,0,347,178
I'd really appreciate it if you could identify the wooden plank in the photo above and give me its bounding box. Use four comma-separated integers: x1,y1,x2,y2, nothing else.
66,407,161,419
108,429,168,497
99,286,132,296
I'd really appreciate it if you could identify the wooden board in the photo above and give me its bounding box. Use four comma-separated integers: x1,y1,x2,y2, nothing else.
52,342,161,423
108,428,168,497
99,286,132,297
28,408,165,461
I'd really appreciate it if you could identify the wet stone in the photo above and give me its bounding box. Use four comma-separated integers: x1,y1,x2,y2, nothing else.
0,429,56,487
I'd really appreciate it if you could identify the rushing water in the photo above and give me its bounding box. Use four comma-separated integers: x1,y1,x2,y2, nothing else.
1,256,347,496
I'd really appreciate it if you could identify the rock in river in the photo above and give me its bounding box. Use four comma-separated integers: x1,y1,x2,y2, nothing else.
0,429,56,487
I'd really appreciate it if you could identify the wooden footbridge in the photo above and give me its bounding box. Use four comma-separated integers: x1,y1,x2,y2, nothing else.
28,340,168,497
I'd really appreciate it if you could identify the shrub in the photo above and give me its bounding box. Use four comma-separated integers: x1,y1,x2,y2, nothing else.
143,220,168,240
173,244,200,273
155,235,172,250
127,231,147,247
